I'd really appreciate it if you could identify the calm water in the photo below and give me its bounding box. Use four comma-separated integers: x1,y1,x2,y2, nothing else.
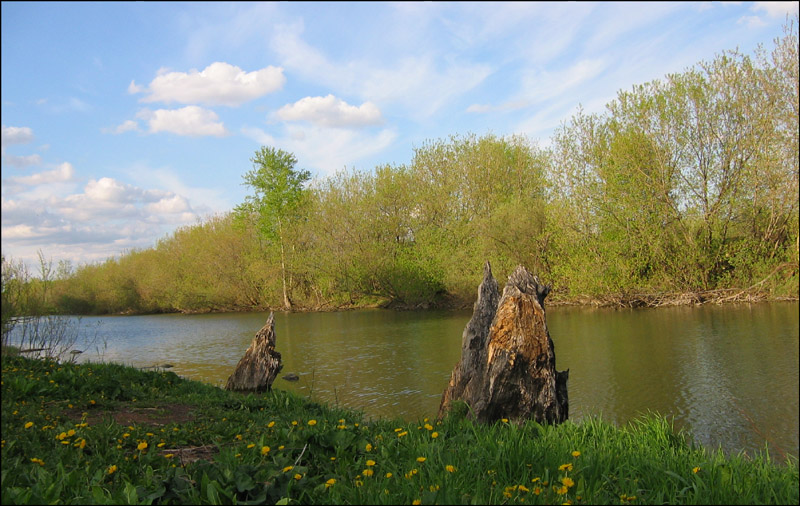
27,302,800,460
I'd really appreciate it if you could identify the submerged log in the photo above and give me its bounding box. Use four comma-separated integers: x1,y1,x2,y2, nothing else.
439,263,568,424
225,313,283,392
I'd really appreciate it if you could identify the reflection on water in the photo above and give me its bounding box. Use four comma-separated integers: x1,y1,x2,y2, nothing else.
24,302,799,460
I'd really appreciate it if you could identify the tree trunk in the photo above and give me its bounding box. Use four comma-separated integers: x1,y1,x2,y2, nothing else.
225,313,283,392
439,263,568,425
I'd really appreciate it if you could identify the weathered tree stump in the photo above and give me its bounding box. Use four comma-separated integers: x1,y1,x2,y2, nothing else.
225,313,283,392
439,263,568,424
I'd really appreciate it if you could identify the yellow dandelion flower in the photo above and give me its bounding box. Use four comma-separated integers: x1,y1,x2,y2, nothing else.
693,466,701,474
385,472,393,478
363,469,374,477
416,457,426,463
366,443,373,451
533,487,542,495
164,454,174,459
519,485,530,492
308,420,317,426
235,434,243,440
107,465,117,474
24,422,33,429
366,459,376,466
446,465,456,473
278,445,285,450
325,478,336,488
283,465,294,473
571,450,581,457
268,421,275,428
158,442,167,448
412,500,421,505
424,423,433,430
562,477,575,488
501,418,509,423
261,446,270,455
291,421,298,426
122,433,130,438
30,458,45,466
294,473,302,480
137,442,148,451
398,431,408,437
555,485,569,495
559,463,573,472
432,431,439,438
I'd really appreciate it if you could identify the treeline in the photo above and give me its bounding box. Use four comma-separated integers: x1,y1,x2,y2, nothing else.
5,21,798,315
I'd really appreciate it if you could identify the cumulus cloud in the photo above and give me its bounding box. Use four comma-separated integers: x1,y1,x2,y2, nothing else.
1,172,204,269
275,95,384,128
8,162,75,185
1,125,34,148
130,62,286,106
137,106,228,137
109,120,140,134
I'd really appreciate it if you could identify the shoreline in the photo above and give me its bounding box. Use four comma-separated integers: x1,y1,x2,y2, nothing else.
81,288,799,317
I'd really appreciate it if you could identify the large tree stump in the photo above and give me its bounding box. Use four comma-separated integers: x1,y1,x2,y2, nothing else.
225,313,283,392
439,263,568,424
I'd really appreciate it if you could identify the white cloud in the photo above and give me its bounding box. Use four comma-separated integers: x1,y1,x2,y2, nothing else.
8,162,75,185
131,62,285,106
1,172,205,270
269,22,492,120
241,124,397,176
137,106,228,137
275,95,384,128
738,15,768,28
1,125,34,148
110,120,140,134
752,2,799,17
3,154,42,167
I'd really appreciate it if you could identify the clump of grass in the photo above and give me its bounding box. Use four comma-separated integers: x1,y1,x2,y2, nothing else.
2,355,797,504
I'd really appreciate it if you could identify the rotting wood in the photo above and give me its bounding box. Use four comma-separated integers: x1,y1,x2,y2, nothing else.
225,312,283,392
439,263,568,425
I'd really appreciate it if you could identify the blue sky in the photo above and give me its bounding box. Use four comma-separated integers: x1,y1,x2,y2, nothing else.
2,1,797,271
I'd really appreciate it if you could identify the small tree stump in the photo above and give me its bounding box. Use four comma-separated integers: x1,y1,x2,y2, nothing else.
439,263,568,424
225,313,283,392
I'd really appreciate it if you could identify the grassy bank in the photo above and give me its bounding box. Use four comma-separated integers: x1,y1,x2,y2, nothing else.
1,355,797,505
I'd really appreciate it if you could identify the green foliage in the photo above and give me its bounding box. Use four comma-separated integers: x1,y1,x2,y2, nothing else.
30,18,800,315
2,355,797,505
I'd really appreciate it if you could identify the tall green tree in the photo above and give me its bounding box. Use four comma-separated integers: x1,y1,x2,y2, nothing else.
235,147,311,310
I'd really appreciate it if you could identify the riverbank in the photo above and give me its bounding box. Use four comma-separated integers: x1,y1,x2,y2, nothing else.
2,355,797,505
82,285,800,317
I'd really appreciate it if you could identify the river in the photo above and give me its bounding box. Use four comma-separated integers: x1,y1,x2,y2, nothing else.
16,301,800,461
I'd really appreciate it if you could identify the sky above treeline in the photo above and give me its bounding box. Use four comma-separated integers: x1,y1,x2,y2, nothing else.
2,1,797,272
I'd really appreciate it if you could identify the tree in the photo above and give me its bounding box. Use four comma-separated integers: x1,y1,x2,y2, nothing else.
235,147,311,310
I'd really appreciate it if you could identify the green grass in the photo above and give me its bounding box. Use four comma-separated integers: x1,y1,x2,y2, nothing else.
2,355,797,505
